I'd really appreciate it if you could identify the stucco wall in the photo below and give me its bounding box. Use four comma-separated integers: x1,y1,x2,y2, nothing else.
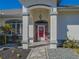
0,18,5,26
58,14,79,41
0,18,22,26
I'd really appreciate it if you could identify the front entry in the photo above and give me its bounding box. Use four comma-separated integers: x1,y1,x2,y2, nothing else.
37,25,45,41
34,20,48,42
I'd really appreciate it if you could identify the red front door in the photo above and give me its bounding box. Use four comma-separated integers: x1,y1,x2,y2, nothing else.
34,20,48,42
37,25,46,41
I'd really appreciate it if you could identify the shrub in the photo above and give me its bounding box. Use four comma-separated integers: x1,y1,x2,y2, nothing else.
63,39,78,48
0,55,3,59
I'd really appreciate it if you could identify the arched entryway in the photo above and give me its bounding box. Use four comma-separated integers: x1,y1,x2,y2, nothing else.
22,5,58,49
29,7,50,42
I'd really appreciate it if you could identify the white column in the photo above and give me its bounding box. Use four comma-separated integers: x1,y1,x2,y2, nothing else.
50,8,57,49
22,6,29,49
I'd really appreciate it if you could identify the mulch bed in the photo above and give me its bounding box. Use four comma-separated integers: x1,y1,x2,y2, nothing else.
0,48,31,59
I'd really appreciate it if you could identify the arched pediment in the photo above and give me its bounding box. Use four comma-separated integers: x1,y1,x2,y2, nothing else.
20,0,57,7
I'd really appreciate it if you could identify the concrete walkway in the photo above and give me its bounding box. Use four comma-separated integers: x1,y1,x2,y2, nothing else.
27,46,48,59
48,48,79,59
27,41,79,59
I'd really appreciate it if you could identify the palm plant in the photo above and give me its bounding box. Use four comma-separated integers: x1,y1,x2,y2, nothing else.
0,26,4,45
1,24,12,45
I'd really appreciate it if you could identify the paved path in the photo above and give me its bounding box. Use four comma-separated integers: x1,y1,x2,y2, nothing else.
27,41,79,59
27,47,79,59
27,46,48,59
48,48,79,59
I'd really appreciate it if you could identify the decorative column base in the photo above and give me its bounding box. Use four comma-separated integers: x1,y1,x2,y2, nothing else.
49,40,57,49
22,41,28,49
22,44,28,49
49,44,57,49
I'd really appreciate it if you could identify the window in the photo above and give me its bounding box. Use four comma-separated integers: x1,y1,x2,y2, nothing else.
5,19,22,44
6,19,22,36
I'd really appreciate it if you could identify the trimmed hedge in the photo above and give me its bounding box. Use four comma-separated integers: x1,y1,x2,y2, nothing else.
63,39,79,48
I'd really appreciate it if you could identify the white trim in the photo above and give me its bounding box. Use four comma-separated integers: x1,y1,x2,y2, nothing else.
50,7,57,14
50,8,57,49
29,5,51,11
22,15,29,49
22,6,29,14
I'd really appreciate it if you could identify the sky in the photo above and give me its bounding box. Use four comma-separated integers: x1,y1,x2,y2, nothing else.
0,0,79,10
60,0,79,6
0,0,22,10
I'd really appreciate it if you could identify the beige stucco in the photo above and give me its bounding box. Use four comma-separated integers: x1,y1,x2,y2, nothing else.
30,8,50,25
20,0,57,4
0,9,22,15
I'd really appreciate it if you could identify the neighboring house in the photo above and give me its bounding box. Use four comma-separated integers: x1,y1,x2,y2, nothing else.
0,0,79,49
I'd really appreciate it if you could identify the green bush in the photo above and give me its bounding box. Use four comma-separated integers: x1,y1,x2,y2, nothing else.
63,39,79,48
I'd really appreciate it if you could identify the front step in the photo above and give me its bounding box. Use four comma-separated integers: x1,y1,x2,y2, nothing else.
29,41,49,48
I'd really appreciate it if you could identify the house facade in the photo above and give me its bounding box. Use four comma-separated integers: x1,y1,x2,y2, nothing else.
0,0,79,49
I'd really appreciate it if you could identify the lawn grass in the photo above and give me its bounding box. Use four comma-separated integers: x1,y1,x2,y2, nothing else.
73,48,79,54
